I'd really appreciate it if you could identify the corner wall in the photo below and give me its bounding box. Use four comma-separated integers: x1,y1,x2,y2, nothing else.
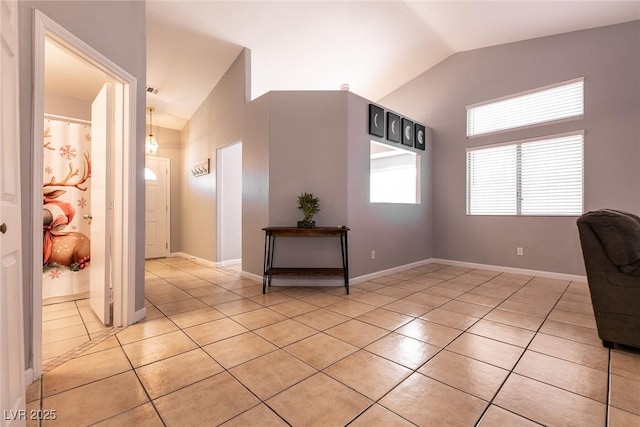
179,49,248,262
381,21,640,276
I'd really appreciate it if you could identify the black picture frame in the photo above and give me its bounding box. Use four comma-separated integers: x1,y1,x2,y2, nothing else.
415,123,426,150
402,118,414,147
368,104,384,137
387,112,401,143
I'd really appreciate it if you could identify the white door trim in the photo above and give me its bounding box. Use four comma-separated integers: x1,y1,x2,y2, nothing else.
31,9,138,379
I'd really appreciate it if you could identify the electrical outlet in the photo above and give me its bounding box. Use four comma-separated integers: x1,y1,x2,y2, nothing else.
516,247,524,256
371,250,376,260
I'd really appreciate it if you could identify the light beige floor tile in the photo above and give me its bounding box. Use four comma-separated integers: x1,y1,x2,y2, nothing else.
92,403,163,427
185,284,227,297
248,291,294,306
144,288,192,305
42,324,88,344
142,306,165,321
373,285,415,299
198,290,245,306
213,298,263,316
115,317,178,345
421,285,466,299
122,330,197,367
324,319,389,347
293,308,350,330
447,333,524,370
42,315,83,331
498,299,552,317
26,379,41,404
554,299,594,316
41,371,148,426
380,373,487,426
300,292,345,307
609,374,640,415
266,373,372,427
43,346,132,397
477,404,541,426
135,348,224,399
183,317,248,346
547,309,597,329
349,403,415,427
538,318,601,347
254,318,318,347
153,372,260,426
155,297,208,316
167,307,225,329
229,350,317,400
514,350,608,403
468,319,536,348
395,318,461,347
203,332,277,368
440,300,493,318
230,307,287,330
353,292,397,307
79,335,120,356
420,307,479,330
326,300,376,317
42,301,76,313
365,332,440,370
404,291,451,307
285,332,357,369
456,292,503,307
355,308,413,331
484,308,545,331
528,332,609,371
220,403,289,427
608,407,640,427
270,299,320,317
494,373,606,427
41,307,80,322
419,349,509,401
42,335,91,361
324,350,412,400
610,349,640,380
383,299,434,317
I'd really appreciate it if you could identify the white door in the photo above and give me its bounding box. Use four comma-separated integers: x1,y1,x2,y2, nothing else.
89,84,112,325
145,157,169,259
0,0,26,422
217,142,242,263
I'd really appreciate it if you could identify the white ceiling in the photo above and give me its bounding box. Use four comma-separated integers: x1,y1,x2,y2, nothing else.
48,1,640,131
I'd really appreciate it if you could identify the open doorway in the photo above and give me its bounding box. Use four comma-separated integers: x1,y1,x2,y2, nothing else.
216,141,242,265
31,10,138,379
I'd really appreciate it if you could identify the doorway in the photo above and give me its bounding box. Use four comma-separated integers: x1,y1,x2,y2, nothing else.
216,141,242,265
31,10,138,380
145,156,170,259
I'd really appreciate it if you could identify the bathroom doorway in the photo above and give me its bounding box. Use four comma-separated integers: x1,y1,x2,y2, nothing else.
32,10,138,378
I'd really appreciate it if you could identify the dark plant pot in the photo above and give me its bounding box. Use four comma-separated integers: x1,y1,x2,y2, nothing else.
297,220,316,229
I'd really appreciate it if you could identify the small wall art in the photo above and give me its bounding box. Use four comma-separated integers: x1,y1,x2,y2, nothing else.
402,118,414,147
368,104,384,137
415,123,426,150
387,112,401,143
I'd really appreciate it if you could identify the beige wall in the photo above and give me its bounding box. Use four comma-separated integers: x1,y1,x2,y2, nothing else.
179,50,249,262
381,21,640,276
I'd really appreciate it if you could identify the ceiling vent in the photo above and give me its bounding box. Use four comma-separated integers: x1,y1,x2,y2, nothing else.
146,85,160,94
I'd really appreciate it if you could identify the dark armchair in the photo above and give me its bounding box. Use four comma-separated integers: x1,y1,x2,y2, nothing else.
577,209,640,349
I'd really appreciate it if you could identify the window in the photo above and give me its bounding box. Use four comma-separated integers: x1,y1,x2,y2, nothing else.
467,132,584,216
466,78,584,137
370,141,420,204
144,167,157,181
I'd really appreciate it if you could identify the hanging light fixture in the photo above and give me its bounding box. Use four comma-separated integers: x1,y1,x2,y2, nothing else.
145,107,159,155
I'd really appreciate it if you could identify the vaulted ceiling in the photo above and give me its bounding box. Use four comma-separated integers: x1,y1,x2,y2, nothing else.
46,2,640,131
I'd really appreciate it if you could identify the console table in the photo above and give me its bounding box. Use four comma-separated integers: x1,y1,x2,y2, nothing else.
262,226,350,294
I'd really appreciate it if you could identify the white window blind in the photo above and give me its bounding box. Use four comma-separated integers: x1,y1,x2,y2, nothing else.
467,132,584,216
466,78,584,137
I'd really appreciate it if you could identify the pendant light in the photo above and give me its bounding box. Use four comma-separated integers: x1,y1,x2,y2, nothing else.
145,107,159,155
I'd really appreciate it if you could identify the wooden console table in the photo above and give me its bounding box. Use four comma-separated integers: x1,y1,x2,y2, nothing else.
262,226,350,294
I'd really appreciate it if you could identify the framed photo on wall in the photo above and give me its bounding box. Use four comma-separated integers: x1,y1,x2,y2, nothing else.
368,104,384,137
415,123,426,150
387,112,401,143
402,118,414,147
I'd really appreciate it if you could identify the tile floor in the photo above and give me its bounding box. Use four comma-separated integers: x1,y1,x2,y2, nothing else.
26,257,640,426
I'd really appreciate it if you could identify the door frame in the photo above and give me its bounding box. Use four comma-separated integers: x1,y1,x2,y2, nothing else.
30,10,138,379
216,140,242,265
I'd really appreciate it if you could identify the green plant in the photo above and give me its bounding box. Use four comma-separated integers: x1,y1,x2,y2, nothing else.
297,192,320,222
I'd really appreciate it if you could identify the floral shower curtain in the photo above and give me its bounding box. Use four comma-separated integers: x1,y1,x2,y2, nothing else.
42,118,92,300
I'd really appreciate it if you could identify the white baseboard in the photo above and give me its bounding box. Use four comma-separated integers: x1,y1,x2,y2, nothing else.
241,270,262,284
428,258,587,282
351,259,434,284
132,307,147,324
25,367,35,386
169,252,240,268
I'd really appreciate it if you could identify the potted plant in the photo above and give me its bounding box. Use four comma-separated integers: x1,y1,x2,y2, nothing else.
297,192,320,228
